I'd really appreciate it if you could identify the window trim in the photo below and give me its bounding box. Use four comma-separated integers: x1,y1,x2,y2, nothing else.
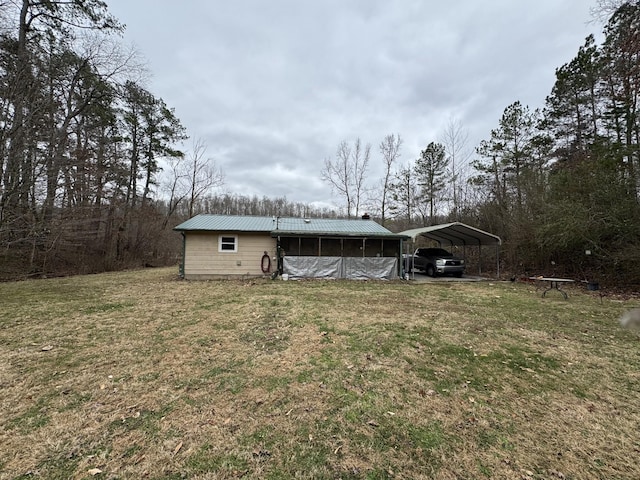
218,234,238,253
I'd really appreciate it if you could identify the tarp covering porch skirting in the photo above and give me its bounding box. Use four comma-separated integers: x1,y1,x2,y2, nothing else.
283,256,399,280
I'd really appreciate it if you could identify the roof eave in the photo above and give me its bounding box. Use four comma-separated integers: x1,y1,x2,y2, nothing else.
271,230,409,239
174,227,271,234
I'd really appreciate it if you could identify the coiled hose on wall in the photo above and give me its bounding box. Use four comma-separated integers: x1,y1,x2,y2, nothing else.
261,251,271,273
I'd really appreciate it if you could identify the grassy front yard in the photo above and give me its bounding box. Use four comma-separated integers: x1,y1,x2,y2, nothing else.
1,268,639,479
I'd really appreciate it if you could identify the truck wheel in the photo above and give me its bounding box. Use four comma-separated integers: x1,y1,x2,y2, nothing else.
426,265,436,277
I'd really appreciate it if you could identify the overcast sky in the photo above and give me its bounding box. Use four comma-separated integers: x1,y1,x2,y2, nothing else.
106,0,601,211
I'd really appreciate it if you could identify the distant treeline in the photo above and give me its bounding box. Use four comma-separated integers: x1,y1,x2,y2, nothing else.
0,190,342,280
2,2,640,285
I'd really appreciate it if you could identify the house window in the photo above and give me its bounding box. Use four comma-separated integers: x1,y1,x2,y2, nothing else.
218,235,237,252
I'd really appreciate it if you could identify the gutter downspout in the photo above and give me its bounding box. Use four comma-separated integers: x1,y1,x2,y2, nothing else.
179,232,186,278
400,238,404,279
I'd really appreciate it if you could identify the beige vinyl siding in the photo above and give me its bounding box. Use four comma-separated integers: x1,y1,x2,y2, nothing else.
184,231,276,279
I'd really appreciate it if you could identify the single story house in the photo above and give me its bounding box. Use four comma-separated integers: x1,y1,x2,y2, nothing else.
173,214,409,280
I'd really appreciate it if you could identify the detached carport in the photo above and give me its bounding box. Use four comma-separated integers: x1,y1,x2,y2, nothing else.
399,222,502,278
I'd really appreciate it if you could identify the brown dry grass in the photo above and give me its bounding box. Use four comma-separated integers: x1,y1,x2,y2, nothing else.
1,268,639,479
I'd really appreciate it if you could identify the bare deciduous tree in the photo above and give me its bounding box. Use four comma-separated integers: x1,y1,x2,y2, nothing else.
352,138,370,218
378,133,402,225
163,139,224,228
440,118,471,220
321,138,370,218
590,0,628,23
322,141,352,217
185,139,224,217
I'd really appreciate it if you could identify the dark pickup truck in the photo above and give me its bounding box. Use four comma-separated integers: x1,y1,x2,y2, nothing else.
405,247,465,277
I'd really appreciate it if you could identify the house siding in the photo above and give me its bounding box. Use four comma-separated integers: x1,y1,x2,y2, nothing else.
183,232,277,279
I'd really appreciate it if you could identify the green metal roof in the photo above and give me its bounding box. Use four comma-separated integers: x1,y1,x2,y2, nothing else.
174,214,407,238
174,215,276,232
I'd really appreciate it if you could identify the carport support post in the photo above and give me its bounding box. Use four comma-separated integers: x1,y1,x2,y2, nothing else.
400,239,413,279
408,239,415,279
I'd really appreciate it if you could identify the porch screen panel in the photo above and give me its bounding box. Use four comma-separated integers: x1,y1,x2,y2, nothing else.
283,256,341,279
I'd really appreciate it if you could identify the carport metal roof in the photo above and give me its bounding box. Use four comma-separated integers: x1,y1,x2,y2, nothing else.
399,222,501,246
399,222,501,278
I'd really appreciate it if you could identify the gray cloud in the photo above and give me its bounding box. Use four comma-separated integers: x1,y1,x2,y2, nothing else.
107,0,599,208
